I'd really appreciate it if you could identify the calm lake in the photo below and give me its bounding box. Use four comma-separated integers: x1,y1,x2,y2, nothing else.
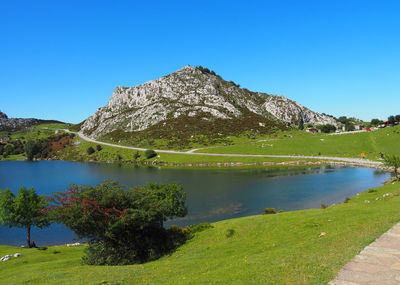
0,161,389,246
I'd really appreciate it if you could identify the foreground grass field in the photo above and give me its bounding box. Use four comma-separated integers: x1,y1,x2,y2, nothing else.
1,181,400,284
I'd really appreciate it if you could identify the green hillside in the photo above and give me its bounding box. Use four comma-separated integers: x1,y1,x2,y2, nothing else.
197,125,400,160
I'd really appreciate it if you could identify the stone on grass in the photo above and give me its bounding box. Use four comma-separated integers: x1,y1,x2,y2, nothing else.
1,255,11,261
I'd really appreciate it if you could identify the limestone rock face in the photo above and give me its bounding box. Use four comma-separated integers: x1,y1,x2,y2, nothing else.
0,110,62,131
81,66,337,138
0,111,8,119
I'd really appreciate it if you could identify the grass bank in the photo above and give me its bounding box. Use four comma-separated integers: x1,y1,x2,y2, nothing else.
1,181,400,284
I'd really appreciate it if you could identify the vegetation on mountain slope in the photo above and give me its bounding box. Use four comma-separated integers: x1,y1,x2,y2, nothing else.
101,109,287,150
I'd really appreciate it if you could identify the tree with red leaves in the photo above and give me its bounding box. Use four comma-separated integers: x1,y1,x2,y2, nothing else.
45,180,187,265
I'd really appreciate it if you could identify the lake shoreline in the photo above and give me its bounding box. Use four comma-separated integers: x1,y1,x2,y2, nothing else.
0,156,391,172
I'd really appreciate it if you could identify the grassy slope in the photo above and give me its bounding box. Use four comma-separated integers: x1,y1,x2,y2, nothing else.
197,126,400,160
1,182,400,284
0,123,71,141
2,123,400,165
58,138,317,165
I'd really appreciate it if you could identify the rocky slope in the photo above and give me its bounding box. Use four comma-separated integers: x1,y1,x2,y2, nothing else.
0,110,62,131
81,66,337,139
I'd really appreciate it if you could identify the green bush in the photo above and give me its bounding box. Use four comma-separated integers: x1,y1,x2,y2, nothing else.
86,146,95,155
187,222,214,234
344,197,351,203
225,229,235,238
317,124,337,133
144,149,157,159
96,145,102,151
47,181,187,265
263,208,276,215
134,151,141,161
321,204,328,209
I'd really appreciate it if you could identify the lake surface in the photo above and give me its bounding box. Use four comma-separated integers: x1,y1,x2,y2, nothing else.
0,161,389,246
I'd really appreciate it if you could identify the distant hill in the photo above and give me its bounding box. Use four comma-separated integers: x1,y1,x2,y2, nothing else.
0,110,63,131
80,66,337,140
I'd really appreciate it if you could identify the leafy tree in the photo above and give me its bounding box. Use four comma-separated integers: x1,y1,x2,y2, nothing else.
46,181,187,265
96,145,102,151
337,116,349,124
298,118,304,130
396,115,400,122
318,124,337,133
144,149,157,159
0,187,50,247
345,122,355,131
371,118,382,126
86,146,95,155
4,143,15,157
24,140,39,161
384,154,400,181
388,115,396,125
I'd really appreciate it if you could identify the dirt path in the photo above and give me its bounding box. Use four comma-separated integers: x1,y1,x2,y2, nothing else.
66,130,383,167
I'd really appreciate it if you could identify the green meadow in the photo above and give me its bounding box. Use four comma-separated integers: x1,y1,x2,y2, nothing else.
1,181,399,284
197,126,400,161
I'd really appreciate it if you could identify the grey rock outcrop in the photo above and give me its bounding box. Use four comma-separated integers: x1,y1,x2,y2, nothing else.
81,66,337,138
0,110,62,131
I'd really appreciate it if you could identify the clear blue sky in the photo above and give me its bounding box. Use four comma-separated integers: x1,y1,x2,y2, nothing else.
1,0,399,123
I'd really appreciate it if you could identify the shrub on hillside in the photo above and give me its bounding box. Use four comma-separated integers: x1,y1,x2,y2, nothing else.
86,146,95,155
45,181,187,265
225,229,235,238
263,208,276,215
134,151,141,161
187,222,214,234
144,149,157,159
317,124,337,133
96,145,102,151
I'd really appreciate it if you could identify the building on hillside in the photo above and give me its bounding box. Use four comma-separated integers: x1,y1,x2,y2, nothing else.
354,124,364,131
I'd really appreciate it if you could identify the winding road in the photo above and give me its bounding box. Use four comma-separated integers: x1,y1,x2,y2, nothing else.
66,130,383,166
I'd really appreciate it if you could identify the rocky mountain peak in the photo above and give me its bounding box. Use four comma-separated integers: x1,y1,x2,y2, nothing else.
0,110,8,119
80,66,337,139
